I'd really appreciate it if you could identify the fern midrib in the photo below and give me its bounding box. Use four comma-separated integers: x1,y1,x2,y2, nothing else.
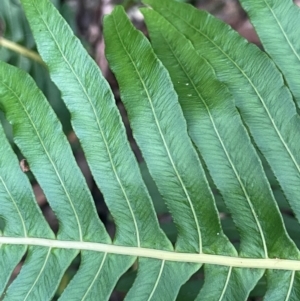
2,81,83,241
163,34,268,258
32,2,141,247
112,15,202,253
2,236,300,270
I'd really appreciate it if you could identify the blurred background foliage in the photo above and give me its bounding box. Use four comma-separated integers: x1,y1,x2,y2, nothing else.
0,1,298,300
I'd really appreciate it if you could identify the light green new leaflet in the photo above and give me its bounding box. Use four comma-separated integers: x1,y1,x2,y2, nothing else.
144,0,300,243
142,8,300,300
238,0,300,107
19,0,184,300
104,6,238,300
0,122,55,297
0,61,109,300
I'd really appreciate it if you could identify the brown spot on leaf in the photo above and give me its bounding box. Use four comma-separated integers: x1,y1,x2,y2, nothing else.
20,159,30,172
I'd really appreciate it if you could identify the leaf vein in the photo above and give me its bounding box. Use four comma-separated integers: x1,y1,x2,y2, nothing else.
164,8,300,179
112,15,202,252
32,2,140,247
23,247,52,301
164,35,268,258
146,260,165,301
2,81,83,241
0,175,27,237
262,0,300,62
81,253,108,300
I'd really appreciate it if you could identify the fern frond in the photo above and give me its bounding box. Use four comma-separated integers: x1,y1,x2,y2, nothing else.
1,0,300,300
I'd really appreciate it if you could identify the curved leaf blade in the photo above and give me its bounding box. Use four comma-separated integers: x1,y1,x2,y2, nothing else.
143,3,299,300
124,259,198,301
0,61,108,300
144,0,300,245
104,6,238,300
104,4,232,255
142,8,285,300
20,0,174,299
0,123,54,296
142,4,299,260
20,0,170,250
239,0,300,106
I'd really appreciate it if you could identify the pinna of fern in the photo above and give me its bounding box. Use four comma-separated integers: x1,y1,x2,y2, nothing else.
0,0,72,139
0,0,300,300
